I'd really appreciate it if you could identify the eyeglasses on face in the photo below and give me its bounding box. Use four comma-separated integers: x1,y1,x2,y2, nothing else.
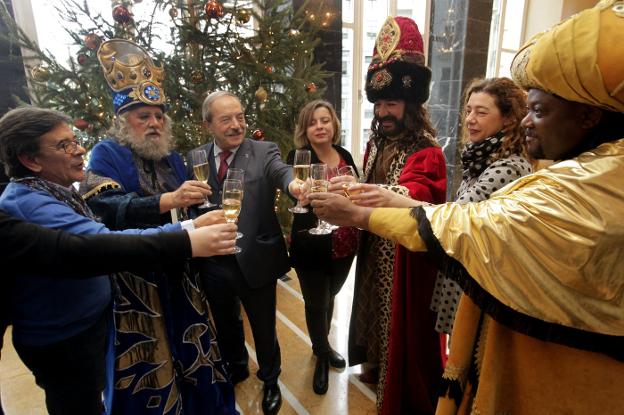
50,139,81,154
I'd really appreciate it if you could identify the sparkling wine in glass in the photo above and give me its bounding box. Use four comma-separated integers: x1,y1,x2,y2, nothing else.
222,179,243,253
226,168,245,239
337,165,360,198
191,149,216,208
289,149,311,213
308,163,332,235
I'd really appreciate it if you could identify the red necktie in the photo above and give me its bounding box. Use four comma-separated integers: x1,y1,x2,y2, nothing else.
217,150,232,182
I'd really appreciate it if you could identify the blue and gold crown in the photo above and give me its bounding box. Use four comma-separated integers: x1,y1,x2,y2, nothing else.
97,39,166,114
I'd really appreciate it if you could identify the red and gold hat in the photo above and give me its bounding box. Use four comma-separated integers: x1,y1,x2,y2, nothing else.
365,16,431,104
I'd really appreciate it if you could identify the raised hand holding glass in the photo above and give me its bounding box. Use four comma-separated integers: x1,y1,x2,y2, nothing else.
308,163,332,235
222,179,243,253
289,149,311,213
225,168,245,239
191,149,216,208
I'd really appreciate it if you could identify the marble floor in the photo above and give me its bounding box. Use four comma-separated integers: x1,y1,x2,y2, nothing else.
0,266,377,414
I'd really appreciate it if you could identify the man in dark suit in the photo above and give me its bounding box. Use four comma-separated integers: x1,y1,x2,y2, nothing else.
191,91,299,415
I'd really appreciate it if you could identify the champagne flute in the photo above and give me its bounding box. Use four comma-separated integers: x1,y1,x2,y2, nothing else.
325,166,340,231
288,149,311,213
308,163,332,235
191,149,216,208
222,179,243,253
226,168,245,239
337,165,360,198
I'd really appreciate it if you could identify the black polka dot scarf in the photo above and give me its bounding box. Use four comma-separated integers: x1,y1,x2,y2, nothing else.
460,131,509,179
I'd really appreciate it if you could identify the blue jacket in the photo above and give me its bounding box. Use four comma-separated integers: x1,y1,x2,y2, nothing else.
0,182,181,346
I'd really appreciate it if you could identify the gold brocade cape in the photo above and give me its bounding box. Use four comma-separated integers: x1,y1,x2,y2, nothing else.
369,138,624,359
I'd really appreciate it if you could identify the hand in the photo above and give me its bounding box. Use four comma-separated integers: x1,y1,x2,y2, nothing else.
288,179,310,206
346,183,416,207
328,174,357,195
161,180,212,212
188,223,238,257
308,192,372,229
193,209,226,228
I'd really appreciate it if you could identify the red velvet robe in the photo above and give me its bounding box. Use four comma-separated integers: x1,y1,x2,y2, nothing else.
382,147,447,415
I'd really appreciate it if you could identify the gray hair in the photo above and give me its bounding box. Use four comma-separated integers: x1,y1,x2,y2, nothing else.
108,111,175,161
0,106,71,178
202,91,242,122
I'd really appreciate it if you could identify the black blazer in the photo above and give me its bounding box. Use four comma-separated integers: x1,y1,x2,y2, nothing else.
190,139,293,288
286,145,359,270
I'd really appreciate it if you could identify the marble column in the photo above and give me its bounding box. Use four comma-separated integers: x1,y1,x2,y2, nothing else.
427,0,493,198
0,0,30,115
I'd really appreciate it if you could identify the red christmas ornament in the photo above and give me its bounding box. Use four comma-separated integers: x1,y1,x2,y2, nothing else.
264,65,274,74
74,119,89,131
77,53,89,66
252,129,265,141
112,5,132,24
205,0,224,19
305,82,317,93
84,33,101,50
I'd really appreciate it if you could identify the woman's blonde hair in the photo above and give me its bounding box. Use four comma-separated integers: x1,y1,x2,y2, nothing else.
294,100,341,148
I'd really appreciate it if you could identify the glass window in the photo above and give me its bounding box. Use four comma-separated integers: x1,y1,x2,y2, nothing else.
487,0,527,77
502,0,526,50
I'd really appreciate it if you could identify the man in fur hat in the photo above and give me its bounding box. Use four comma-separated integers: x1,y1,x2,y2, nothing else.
341,16,447,413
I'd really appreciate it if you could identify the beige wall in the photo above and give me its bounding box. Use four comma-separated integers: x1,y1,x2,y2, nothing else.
523,0,596,43
561,0,597,18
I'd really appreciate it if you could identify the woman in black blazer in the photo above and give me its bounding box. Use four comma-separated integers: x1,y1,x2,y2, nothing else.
287,100,359,395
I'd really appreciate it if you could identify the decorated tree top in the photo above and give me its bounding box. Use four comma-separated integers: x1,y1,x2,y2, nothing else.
0,0,331,156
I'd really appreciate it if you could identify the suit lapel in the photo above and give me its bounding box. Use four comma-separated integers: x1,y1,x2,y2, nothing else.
231,139,251,172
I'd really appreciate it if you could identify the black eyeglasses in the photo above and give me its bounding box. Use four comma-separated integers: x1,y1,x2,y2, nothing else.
51,139,81,154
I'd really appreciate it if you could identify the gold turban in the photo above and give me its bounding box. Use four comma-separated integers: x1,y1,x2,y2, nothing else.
511,0,624,113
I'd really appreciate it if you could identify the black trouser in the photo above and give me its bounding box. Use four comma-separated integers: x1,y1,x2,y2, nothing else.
202,256,281,386
14,311,108,415
296,255,354,355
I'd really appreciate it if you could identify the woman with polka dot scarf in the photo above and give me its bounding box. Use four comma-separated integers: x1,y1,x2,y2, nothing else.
430,77,534,337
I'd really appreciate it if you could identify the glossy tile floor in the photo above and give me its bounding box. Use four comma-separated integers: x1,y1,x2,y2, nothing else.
0,267,377,414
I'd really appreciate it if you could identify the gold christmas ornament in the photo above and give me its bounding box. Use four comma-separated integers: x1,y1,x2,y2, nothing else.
31,64,50,82
236,8,252,24
255,86,268,102
190,70,205,84
289,28,300,37
169,7,178,18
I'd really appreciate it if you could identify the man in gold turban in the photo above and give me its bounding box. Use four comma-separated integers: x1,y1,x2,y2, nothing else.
308,1,624,413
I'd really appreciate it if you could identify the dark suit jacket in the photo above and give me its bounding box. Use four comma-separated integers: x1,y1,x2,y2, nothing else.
190,138,293,288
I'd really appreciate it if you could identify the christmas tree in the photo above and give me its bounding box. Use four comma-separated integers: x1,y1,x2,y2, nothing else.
0,0,330,157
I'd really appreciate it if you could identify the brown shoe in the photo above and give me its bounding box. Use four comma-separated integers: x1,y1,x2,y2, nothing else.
358,367,379,384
